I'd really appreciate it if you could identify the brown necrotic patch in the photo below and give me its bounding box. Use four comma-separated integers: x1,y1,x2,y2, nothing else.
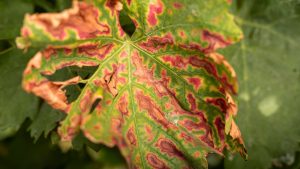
111,118,122,135
180,119,207,132
214,116,225,142
161,55,187,69
135,91,170,128
156,139,185,159
118,94,129,116
26,1,110,40
126,0,132,6
24,80,69,111
132,51,172,98
189,56,217,76
105,0,123,14
172,2,183,9
179,132,193,143
206,98,228,113
126,127,137,146
139,33,174,53
146,153,169,169
179,30,233,54
59,114,82,141
78,43,114,60
145,125,154,142
177,113,214,147
79,89,93,113
187,93,197,111
41,47,57,60
187,77,201,91
201,30,232,50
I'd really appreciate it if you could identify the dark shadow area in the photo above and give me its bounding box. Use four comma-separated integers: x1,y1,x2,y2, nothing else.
0,122,126,169
119,10,136,37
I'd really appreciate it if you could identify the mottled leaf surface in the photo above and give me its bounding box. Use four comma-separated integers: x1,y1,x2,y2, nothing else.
222,0,300,169
17,0,246,168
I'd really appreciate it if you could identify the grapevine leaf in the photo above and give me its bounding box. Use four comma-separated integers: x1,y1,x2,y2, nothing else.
28,103,65,142
222,0,300,169
17,0,247,168
0,0,36,140
0,48,38,139
0,0,33,39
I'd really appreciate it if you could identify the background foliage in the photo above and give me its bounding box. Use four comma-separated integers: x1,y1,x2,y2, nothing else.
0,0,299,169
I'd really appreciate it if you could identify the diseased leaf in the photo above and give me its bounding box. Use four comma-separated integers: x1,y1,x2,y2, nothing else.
221,0,300,169
17,0,247,168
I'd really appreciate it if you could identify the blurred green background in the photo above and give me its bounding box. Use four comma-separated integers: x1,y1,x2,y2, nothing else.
0,0,299,169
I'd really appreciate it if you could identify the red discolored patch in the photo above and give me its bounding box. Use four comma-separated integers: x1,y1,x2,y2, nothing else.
193,151,201,158
173,2,183,9
189,56,217,76
126,0,132,5
42,47,57,60
118,94,129,116
145,125,154,142
180,30,233,53
206,98,228,113
21,27,31,37
78,43,114,60
161,55,187,69
156,139,185,159
120,51,128,58
179,31,186,38
181,119,206,131
147,0,164,26
180,133,193,143
179,43,212,54
139,33,174,53
135,91,170,128
93,79,101,86
59,114,82,141
93,123,101,130
187,77,201,91
64,48,72,55
146,153,168,169
126,127,137,146
106,0,119,8
214,117,225,141
111,118,122,134
220,74,237,94
70,115,82,128
106,0,123,15
177,113,214,147
160,70,171,90
202,30,232,51
187,93,197,111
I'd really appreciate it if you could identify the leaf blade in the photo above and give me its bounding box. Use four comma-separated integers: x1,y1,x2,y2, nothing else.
17,1,247,168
